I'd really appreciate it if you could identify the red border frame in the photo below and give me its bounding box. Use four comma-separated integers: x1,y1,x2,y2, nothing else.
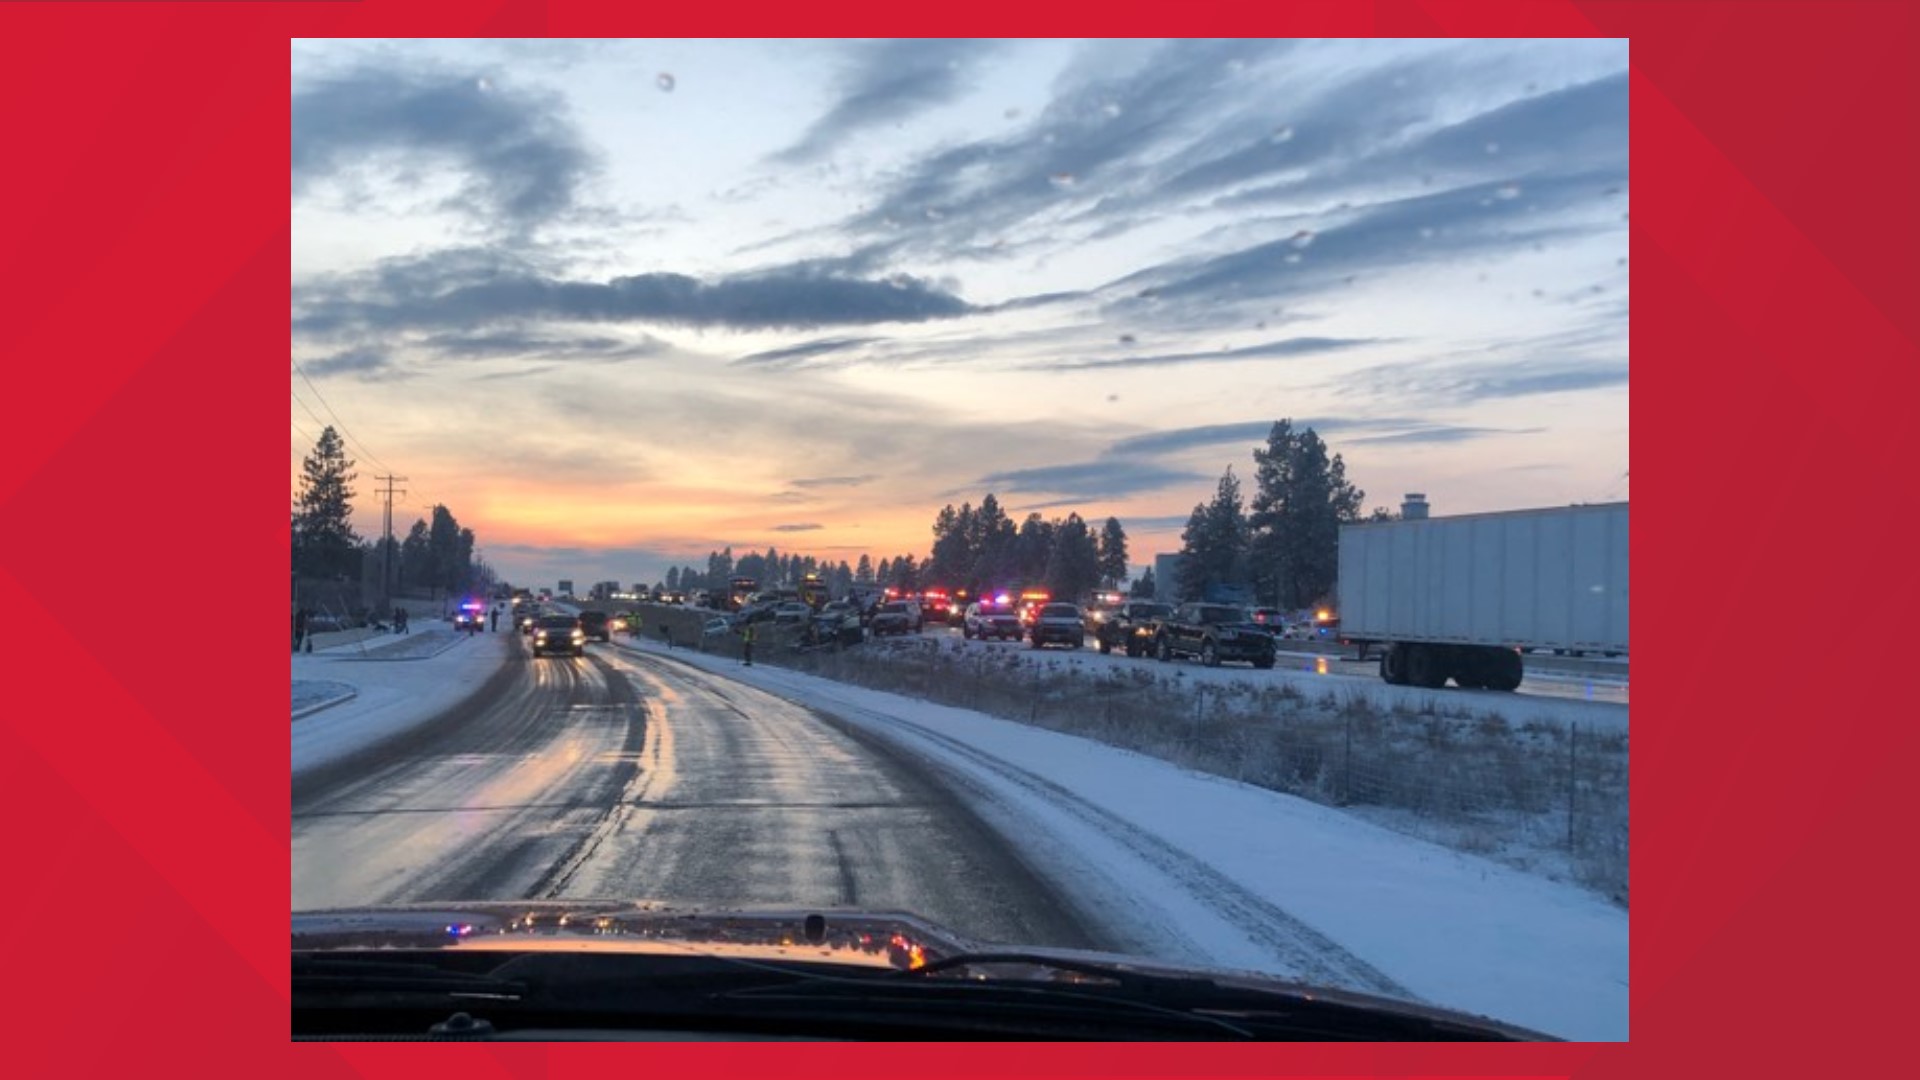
3,1,1914,1075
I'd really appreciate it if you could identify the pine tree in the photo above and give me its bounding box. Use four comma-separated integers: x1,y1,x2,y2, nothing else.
1044,513,1102,600
855,554,874,583
1175,467,1248,601
1248,420,1364,608
1097,517,1129,589
1132,566,1157,599
293,425,360,580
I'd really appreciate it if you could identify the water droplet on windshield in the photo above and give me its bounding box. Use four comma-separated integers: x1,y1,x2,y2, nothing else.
1532,288,1546,298
1271,125,1294,144
1484,141,1500,155
1254,320,1267,330
1419,227,1435,239
1617,256,1627,266
476,78,492,92
1497,184,1522,200
1049,172,1077,189
1283,253,1303,264
1118,334,1136,345
1226,58,1247,73
1106,393,1120,402
656,72,676,92
924,207,944,220
1005,107,1022,120
1289,229,1314,249
1102,102,1123,119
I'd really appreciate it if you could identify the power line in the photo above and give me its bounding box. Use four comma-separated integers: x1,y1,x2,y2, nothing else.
291,356,395,474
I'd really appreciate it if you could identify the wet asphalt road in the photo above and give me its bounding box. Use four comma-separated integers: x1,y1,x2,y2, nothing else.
290,637,1096,951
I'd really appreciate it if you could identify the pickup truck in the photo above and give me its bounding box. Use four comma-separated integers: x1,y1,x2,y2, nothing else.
1091,600,1173,657
1151,603,1277,669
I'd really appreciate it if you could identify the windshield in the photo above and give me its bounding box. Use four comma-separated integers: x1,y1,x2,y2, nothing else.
291,37,1628,1042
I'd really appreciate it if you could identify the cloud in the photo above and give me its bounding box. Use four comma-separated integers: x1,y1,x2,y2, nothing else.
735,337,880,368
419,330,667,362
291,65,595,233
791,474,879,488
786,40,1298,270
1023,336,1379,372
975,460,1210,499
1347,425,1544,445
293,257,975,336
770,523,824,532
1117,167,1620,316
1120,514,1197,532
1102,417,1423,458
1340,358,1629,404
303,346,399,380
772,40,1003,164
1225,70,1631,211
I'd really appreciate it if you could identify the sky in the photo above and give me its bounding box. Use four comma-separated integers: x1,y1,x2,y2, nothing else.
291,38,1629,591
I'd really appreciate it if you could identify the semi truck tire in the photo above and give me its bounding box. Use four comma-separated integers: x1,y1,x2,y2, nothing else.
1380,643,1408,685
1406,644,1448,689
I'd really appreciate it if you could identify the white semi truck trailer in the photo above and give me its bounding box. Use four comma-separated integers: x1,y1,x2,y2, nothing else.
1336,501,1628,691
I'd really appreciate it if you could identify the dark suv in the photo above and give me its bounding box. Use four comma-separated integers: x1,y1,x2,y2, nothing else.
577,610,611,643
530,615,585,658
1028,603,1086,649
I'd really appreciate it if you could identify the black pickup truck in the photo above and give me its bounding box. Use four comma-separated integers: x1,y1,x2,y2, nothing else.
1091,600,1174,657
1151,603,1277,669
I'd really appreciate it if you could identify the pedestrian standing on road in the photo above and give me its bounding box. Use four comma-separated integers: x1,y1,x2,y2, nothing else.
742,622,755,666
490,606,499,632
293,608,307,653
662,623,673,650
398,607,409,634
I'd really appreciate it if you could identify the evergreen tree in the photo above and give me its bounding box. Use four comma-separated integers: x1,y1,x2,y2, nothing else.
399,519,432,592
855,554,874,583
1044,513,1102,600
1131,566,1157,599
426,506,463,597
928,503,973,586
293,426,360,580
1248,420,1365,608
1175,467,1248,601
1097,517,1129,589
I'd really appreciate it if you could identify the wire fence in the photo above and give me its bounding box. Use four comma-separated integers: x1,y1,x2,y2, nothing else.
700,623,1628,904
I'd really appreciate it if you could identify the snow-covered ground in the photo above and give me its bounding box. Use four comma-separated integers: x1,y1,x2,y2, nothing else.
610,637,1627,1040
906,629,1629,728
290,629,511,775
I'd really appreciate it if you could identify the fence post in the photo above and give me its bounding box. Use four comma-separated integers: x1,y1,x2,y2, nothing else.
1343,712,1353,805
1568,721,1579,851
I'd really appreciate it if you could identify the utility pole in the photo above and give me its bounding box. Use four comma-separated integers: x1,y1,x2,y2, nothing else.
374,474,407,610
